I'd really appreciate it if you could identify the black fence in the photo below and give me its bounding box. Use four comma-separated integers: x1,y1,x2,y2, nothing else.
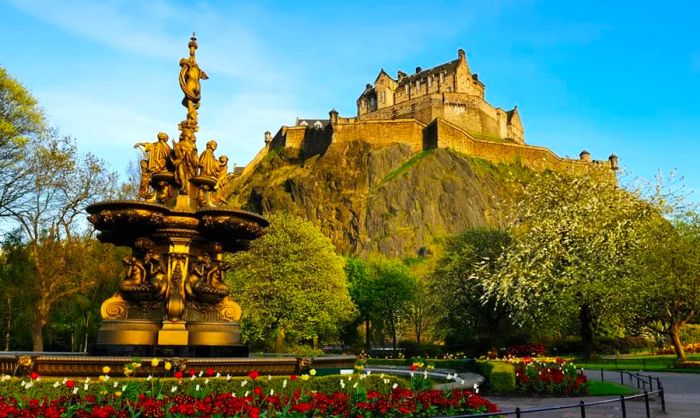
437,370,665,418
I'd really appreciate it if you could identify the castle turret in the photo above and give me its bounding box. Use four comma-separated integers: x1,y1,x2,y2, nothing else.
579,150,591,162
609,154,619,171
264,131,272,147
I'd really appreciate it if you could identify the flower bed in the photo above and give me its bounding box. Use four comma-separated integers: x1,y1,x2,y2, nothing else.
0,366,499,417
509,357,587,396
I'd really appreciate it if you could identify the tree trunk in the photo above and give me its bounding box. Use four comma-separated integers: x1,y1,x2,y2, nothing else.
579,303,594,359
274,328,286,353
364,319,371,350
671,322,687,361
32,321,43,352
83,312,90,353
4,295,11,351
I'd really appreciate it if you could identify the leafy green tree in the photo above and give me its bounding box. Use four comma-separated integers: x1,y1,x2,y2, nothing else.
432,228,519,351
348,255,417,350
0,66,45,218
479,172,654,356
634,214,700,360
345,256,373,348
227,213,355,352
0,232,34,350
0,67,121,351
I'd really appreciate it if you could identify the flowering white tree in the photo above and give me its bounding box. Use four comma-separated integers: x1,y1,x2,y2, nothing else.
478,172,655,356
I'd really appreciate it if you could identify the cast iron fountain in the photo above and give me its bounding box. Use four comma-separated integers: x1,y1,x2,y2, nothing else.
87,33,267,356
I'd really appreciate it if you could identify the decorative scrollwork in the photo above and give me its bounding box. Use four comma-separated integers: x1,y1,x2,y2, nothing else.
218,297,241,322
101,294,128,320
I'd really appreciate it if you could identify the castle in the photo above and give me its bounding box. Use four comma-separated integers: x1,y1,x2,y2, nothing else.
243,50,618,177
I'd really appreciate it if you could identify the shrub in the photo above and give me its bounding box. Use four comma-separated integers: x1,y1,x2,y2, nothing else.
506,343,546,357
477,360,516,393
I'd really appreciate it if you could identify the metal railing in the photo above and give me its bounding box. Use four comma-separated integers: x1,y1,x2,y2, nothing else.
435,369,665,418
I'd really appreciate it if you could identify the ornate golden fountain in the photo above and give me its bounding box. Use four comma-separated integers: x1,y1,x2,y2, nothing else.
86,34,267,356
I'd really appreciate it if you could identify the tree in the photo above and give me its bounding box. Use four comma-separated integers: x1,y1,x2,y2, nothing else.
0,232,34,350
345,256,373,349
0,67,123,351
0,66,45,219
432,228,519,352
348,255,417,350
634,214,700,360
479,172,654,356
227,213,355,352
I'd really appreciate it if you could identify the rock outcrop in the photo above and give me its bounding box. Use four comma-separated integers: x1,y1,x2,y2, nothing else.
226,141,517,257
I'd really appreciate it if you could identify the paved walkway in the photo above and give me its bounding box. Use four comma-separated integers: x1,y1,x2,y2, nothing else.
487,370,699,417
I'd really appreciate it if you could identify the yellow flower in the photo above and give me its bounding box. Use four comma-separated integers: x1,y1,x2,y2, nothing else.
164,361,172,371
151,358,160,367
123,367,132,377
301,374,310,381
102,366,111,375
115,391,122,398
98,375,106,382
309,369,316,376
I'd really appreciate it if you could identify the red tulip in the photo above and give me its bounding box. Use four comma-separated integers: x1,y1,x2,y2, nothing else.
248,370,259,380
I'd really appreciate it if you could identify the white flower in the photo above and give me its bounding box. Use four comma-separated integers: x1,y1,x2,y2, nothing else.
461,379,465,385
171,385,177,393
195,384,201,391
353,382,358,389
340,380,346,389
392,383,398,389
226,374,231,381
269,389,274,395
113,381,119,388
380,373,384,379
367,371,371,376
410,372,414,378
231,392,236,397
25,382,33,389
122,384,127,391
283,379,288,389
473,383,479,390
204,379,210,385
383,379,390,384
216,372,221,378
268,374,272,381
241,380,248,387
198,371,204,377
61,378,67,384
146,375,152,381
72,387,79,395
190,375,196,381
0,375,10,382
83,383,89,391
103,375,110,381
53,381,60,388
20,380,26,388
244,390,249,397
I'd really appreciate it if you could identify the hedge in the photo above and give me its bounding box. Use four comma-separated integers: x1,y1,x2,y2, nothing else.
476,360,515,393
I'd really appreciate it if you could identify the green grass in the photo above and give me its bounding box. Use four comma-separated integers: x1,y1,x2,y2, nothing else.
588,380,635,396
380,149,434,185
576,353,700,373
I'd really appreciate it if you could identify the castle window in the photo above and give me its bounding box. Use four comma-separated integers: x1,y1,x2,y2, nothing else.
405,84,409,96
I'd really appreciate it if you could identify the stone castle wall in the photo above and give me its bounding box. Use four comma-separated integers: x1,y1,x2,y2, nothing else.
263,117,614,181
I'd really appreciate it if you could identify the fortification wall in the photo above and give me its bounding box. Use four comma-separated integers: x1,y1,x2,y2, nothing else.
330,120,426,153
432,118,614,179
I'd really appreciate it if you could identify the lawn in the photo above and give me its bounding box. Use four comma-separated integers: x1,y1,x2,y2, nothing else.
587,380,635,396
576,354,700,373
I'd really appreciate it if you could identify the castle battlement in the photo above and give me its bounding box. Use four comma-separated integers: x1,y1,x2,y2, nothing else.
248,50,618,180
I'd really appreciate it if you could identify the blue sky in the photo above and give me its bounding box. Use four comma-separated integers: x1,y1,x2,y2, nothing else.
1,0,699,198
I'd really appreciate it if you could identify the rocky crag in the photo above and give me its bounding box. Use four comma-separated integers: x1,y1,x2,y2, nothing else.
226,141,521,257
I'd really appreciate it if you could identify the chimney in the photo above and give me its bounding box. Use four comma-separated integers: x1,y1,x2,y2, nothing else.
415,66,422,74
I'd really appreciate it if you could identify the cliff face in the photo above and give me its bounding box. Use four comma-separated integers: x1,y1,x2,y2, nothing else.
226,141,515,257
